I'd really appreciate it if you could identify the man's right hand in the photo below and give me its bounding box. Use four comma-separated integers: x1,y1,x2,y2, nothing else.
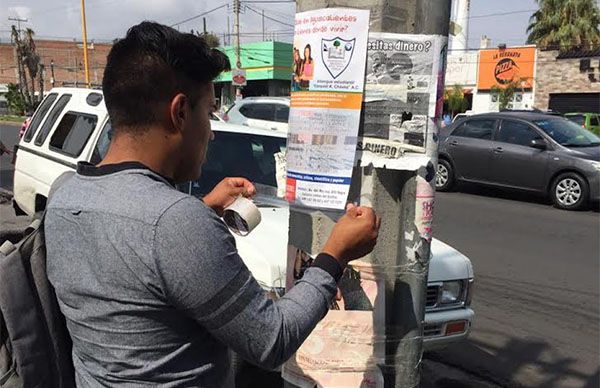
322,205,381,267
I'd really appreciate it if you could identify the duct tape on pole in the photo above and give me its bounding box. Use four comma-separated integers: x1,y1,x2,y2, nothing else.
232,68,247,87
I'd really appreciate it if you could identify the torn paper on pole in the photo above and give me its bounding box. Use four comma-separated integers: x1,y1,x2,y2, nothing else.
358,33,448,169
285,8,370,210
283,252,385,388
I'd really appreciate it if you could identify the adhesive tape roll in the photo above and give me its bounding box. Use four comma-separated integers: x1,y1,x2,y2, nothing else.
222,197,262,236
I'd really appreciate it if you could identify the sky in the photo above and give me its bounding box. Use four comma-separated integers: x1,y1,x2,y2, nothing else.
0,0,539,48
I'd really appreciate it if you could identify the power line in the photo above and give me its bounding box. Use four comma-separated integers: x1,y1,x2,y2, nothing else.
169,3,229,28
245,5,294,27
469,9,537,19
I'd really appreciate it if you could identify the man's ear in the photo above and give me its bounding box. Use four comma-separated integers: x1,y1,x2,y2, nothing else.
169,93,188,133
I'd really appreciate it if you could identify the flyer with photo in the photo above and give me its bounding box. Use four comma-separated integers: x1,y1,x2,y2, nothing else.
286,8,370,210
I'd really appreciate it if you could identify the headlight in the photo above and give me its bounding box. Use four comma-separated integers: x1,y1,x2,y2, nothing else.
440,281,463,304
589,160,600,171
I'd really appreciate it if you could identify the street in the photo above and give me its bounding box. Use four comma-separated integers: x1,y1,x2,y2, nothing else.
1,122,599,387
429,187,600,388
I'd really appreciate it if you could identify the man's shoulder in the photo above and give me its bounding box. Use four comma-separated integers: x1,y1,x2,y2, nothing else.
48,171,209,227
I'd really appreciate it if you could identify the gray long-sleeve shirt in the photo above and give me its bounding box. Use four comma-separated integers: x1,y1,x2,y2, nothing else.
45,162,338,387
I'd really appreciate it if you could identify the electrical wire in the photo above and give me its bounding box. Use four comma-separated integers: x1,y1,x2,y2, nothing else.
245,5,294,27
169,3,229,28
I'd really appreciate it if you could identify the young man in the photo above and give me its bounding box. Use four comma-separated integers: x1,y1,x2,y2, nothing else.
45,22,380,387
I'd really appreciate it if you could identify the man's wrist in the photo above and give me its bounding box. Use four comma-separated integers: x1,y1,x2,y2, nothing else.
312,253,344,282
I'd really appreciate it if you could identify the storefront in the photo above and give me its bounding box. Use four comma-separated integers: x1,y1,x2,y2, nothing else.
472,46,536,112
215,41,293,107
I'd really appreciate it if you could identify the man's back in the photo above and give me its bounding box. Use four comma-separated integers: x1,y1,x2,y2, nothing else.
46,164,232,387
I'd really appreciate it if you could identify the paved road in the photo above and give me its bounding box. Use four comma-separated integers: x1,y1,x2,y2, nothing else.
429,186,599,388
0,123,19,192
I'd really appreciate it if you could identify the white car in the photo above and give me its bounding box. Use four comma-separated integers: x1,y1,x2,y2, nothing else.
224,96,290,132
13,88,474,351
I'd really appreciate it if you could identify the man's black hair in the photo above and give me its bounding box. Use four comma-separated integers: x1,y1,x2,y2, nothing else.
102,21,231,130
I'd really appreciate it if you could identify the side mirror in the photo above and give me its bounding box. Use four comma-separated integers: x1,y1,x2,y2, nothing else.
530,139,547,150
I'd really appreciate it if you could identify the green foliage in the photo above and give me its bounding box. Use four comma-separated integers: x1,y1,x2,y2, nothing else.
491,80,521,110
6,83,26,116
527,0,600,51
444,84,469,116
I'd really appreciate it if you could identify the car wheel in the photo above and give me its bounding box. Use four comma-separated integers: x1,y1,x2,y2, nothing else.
436,159,454,191
551,173,589,210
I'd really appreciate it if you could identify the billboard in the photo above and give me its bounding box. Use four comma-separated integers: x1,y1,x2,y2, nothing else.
477,46,535,90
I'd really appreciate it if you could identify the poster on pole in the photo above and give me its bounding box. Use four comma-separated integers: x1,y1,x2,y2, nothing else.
285,8,370,210
283,249,385,388
357,33,448,169
231,68,247,86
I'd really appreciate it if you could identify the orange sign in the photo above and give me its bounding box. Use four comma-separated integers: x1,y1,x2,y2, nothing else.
477,47,535,90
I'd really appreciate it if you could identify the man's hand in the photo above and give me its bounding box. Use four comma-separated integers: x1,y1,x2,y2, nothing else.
322,204,381,267
203,177,256,216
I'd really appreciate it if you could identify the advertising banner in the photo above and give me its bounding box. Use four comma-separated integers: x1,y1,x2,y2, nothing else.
477,46,536,90
285,8,370,210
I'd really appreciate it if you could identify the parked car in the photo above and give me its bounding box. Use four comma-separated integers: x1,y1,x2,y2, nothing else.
224,96,290,132
437,112,600,210
565,112,600,135
13,87,474,353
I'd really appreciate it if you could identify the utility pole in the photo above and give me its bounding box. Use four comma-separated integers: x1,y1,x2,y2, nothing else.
50,59,55,88
233,0,242,99
80,0,91,87
203,17,207,34
227,16,231,46
262,10,265,41
287,1,451,387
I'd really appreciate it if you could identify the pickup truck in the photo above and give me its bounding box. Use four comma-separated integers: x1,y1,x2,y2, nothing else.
13,87,475,351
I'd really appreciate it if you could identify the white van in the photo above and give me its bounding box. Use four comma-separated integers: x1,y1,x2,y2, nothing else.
224,96,290,132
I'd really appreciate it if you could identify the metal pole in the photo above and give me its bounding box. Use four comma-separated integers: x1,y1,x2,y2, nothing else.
288,1,451,387
80,0,91,88
234,0,242,99
50,59,55,88
203,17,207,34
262,10,265,41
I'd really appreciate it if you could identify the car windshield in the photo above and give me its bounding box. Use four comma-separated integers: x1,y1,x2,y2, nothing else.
533,118,600,147
566,115,585,125
182,131,287,199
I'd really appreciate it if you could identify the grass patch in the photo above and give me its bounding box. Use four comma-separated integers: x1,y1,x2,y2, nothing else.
0,115,25,124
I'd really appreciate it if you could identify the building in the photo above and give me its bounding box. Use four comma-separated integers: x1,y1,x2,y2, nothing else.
0,39,112,92
534,48,600,113
215,41,292,106
472,45,537,112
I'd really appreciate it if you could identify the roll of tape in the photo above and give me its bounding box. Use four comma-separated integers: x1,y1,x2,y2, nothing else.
223,196,262,236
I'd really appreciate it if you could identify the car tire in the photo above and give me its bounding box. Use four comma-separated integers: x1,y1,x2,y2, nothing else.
436,159,455,191
551,172,589,211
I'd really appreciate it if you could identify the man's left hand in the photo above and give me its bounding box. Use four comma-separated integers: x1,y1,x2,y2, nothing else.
203,177,256,216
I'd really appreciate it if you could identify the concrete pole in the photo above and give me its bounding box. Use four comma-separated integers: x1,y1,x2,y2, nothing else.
288,1,451,387
80,0,91,88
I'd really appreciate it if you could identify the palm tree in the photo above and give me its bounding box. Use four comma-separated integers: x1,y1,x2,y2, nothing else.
527,0,600,51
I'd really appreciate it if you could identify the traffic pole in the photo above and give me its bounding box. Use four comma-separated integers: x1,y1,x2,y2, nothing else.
287,1,451,387
80,0,91,88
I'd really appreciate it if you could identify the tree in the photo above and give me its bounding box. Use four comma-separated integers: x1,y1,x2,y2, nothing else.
6,83,27,115
444,84,469,117
10,25,44,111
527,0,600,51
491,80,521,111
192,30,220,48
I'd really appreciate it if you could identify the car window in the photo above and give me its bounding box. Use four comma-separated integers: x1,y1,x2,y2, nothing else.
274,104,289,123
34,94,72,146
188,131,286,197
23,93,58,143
534,118,600,146
590,115,599,126
451,119,495,140
49,112,98,157
239,103,277,121
89,121,113,165
566,115,585,125
497,120,541,146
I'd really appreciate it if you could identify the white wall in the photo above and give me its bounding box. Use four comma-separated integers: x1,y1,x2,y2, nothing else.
445,52,478,87
472,91,535,113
